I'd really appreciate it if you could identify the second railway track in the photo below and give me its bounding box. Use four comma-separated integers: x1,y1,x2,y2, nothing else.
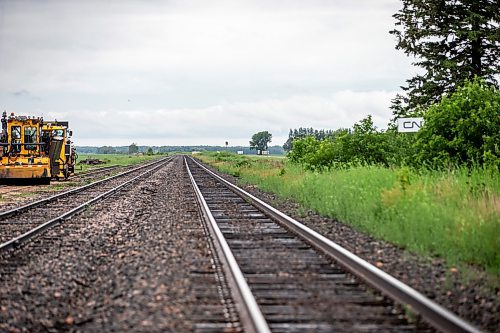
0,157,172,250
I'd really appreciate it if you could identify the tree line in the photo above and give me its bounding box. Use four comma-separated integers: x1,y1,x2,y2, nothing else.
76,144,285,155
287,78,498,171
286,0,499,171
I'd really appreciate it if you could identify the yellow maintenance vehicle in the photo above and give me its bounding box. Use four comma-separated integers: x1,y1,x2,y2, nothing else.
0,112,76,184
42,120,77,180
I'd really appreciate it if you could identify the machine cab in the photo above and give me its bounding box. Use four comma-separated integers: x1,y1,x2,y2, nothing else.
0,112,50,183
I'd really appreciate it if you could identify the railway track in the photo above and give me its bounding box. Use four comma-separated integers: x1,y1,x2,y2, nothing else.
67,164,121,181
185,156,482,333
0,157,172,252
0,165,121,197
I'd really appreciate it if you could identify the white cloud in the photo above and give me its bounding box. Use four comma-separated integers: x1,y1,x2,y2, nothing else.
0,0,410,93
45,90,396,146
0,1,411,146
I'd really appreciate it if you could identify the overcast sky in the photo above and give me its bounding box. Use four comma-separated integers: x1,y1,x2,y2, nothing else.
0,0,415,147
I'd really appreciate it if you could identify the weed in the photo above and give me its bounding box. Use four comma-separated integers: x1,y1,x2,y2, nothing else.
397,167,411,191
297,206,307,218
235,159,251,168
50,183,70,191
403,305,417,323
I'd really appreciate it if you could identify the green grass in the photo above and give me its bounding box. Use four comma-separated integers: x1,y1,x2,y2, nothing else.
198,151,500,276
76,153,164,172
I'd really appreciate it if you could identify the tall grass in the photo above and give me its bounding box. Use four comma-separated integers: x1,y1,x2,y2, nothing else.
199,152,499,275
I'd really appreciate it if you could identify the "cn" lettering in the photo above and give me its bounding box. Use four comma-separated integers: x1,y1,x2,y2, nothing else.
403,121,422,129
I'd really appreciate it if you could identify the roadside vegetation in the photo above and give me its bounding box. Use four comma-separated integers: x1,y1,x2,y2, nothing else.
198,79,500,277
198,152,498,275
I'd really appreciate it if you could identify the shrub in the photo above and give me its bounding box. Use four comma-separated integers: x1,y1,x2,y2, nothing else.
414,78,500,168
287,116,414,170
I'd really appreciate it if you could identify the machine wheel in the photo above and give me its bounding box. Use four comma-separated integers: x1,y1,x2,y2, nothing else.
63,165,70,179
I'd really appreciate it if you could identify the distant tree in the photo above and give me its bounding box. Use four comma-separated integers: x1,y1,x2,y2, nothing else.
97,146,116,154
390,0,499,118
250,131,272,154
283,127,336,151
283,129,294,151
287,115,412,170
146,147,154,155
128,143,139,154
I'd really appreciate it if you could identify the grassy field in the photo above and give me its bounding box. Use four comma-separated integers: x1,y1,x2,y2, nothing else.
76,153,164,172
197,152,499,276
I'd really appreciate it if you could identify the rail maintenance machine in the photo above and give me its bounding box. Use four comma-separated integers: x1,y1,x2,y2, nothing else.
0,112,77,184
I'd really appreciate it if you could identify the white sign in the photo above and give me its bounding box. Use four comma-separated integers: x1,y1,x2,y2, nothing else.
237,151,244,155
397,117,424,132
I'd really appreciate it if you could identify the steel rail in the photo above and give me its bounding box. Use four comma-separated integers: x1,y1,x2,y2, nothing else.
67,164,120,180
0,157,172,252
188,156,483,333
0,157,168,219
184,157,271,333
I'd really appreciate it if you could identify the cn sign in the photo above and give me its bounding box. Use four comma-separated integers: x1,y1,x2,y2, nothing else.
397,117,424,133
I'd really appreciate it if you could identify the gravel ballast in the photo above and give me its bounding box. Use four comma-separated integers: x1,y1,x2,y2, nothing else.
0,157,237,332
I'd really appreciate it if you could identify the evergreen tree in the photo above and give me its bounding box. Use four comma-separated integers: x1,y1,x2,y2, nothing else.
390,0,499,118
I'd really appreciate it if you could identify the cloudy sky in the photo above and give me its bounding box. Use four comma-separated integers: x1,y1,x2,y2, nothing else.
0,0,415,147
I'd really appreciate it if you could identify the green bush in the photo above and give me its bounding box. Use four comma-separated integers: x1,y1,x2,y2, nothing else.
287,136,319,165
288,80,499,171
288,116,416,170
214,151,236,162
415,78,500,168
